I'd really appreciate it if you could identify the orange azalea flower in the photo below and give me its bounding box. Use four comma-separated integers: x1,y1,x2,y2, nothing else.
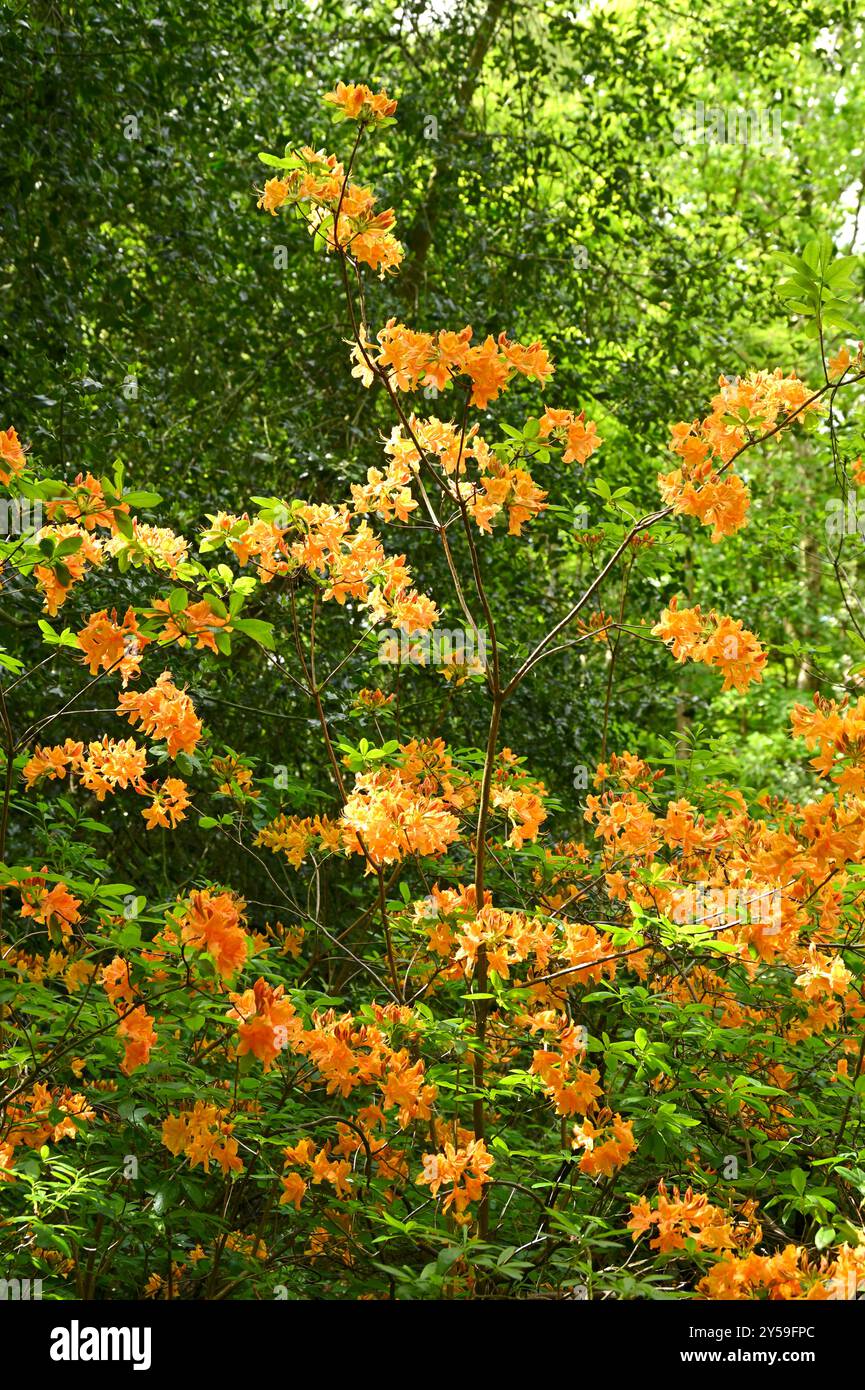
101,956,156,1074
142,777,190,830
77,608,148,685
628,1181,759,1255
23,738,85,789
416,1139,494,1222
2,1085,94,1170
323,81,397,124
659,368,820,540
18,877,82,937
256,813,341,868
697,1244,865,1301
152,596,230,653
539,408,604,465
212,753,259,799
340,766,460,867
828,343,851,378
367,320,553,405
659,469,750,542
279,1170,308,1210
117,1004,157,1074
257,177,290,215
24,734,145,807
790,692,865,792
571,1110,636,1178
463,461,548,536
255,140,403,276
78,737,148,800
106,521,188,576
161,1102,244,1176
175,888,248,980
652,597,766,691
227,977,300,1072
353,687,394,711
34,524,103,614
379,1050,437,1129
102,955,134,1008
46,473,126,531
117,671,202,757
0,425,27,484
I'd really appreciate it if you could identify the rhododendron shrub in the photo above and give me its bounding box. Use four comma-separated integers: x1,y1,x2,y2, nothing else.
4,83,865,1303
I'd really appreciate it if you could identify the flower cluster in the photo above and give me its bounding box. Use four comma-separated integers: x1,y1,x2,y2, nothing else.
1,1084,94,1180
791,692,865,794
161,1102,244,1175
652,596,766,691
257,137,403,276
628,1182,761,1254
353,320,554,408
172,889,249,980
416,1139,494,1222
117,671,202,757
659,369,821,540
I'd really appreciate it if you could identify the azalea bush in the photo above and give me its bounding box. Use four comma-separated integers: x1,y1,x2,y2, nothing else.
4,79,865,1302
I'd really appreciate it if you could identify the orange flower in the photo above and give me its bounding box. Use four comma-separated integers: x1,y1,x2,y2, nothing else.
152,596,230,653
142,777,190,830
416,1139,494,1222
77,608,148,685
652,597,765,691
161,1102,244,1175
627,1181,757,1255
227,977,300,1072
102,955,134,1008
697,1244,863,1301
539,409,603,465
659,369,820,540
18,878,82,937
78,737,148,800
257,177,290,215
659,469,750,542
367,320,553,405
572,1110,636,1178
34,524,104,614
0,426,26,484
279,1171,308,1210
117,1004,157,1074
23,738,85,789
47,473,125,531
322,81,397,124
117,672,202,756
256,814,341,868
255,139,403,276
340,767,460,867
106,520,188,575
176,889,248,980
828,343,851,378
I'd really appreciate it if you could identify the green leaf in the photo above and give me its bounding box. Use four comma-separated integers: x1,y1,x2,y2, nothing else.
232,617,275,649
54,535,84,557
122,490,162,507
113,508,134,539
